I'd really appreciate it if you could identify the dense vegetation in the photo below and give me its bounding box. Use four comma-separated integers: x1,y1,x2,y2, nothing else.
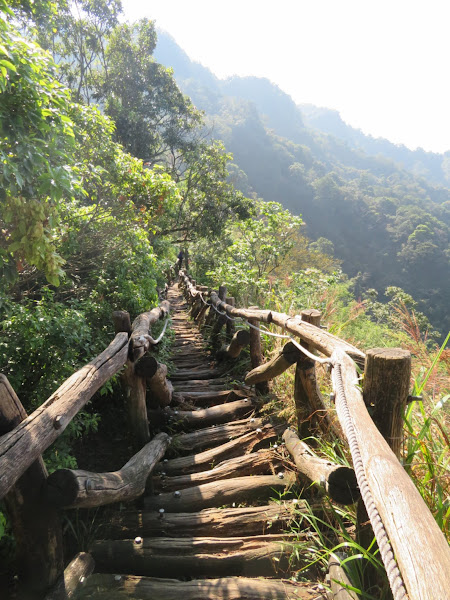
154,32,450,338
0,2,448,593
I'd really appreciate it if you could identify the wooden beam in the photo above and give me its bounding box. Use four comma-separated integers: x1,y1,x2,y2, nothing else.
103,503,302,539
164,399,254,429
129,301,171,361
245,342,301,385
331,348,450,600
45,433,170,509
74,573,321,599
144,473,296,512
283,429,359,505
0,333,129,499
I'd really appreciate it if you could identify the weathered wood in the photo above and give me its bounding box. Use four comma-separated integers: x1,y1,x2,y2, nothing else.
91,534,303,578
46,433,170,508
112,310,132,335
0,333,129,499
218,328,251,359
248,309,269,395
294,310,322,438
170,417,266,453
328,553,360,600
245,342,302,384
0,375,64,593
45,552,95,600
156,423,283,475
165,399,254,429
357,347,411,590
130,301,171,361
147,360,173,408
225,297,235,340
170,368,224,380
283,429,359,505
75,573,321,600
154,448,284,492
103,503,302,539
122,361,150,449
331,348,450,600
145,473,296,512
172,389,245,407
364,348,411,458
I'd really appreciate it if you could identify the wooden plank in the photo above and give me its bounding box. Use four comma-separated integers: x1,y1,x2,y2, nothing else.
0,333,129,499
156,423,283,475
90,534,305,578
75,573,323,600
165,399,254,429
153,448,284,492
102,503,303,538
45,433,170,508
144,473,296,512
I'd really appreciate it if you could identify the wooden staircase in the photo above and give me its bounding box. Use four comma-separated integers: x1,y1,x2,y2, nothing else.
74,284,327,600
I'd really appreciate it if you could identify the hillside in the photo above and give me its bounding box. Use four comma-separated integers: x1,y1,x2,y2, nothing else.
154,32,450,337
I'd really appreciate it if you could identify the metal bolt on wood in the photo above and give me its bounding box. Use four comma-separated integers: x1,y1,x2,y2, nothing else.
134,537,142,545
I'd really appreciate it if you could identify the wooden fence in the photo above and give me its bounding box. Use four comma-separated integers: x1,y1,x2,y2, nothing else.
0,298,172,598
178,269,450,600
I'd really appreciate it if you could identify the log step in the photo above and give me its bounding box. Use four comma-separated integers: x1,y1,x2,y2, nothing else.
169,417,266,454
101,503,304,539
165,399,254,430
90,534,307,578
170,369,225,380
153,448,285,492
156,423,283,475
144,473,296,512
75,574,324,599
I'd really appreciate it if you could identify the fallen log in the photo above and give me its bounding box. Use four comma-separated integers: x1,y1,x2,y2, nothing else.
283,429,359,505
154,448,284,492
75,573,322,600
245,342,302,385
90,534,302,579
164,399,254,429
145,472,296,512
155,423,283,475
0,333,129,499
45,433,170,508
45,552,95,600
103,503,301,539
170,417,266,453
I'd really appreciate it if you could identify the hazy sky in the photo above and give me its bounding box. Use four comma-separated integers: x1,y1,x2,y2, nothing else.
121,0,450,154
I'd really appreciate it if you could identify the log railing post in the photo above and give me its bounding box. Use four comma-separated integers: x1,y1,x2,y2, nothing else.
225,297,235,341
248,307,269,395
356,348,411,591
294,309,322,437
210,285,227,348
0,375,64,595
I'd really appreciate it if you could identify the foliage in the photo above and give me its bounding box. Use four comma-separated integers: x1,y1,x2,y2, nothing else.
0,8,77,284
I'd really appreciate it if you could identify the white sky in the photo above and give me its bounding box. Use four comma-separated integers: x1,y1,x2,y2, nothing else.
121,0,450,154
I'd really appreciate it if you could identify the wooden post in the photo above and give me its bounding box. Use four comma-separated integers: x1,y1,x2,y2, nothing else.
0,375,64,595
357,348,411,592
135,356,173,408
294,309,322,437
217,329,251,360
123,362,150,451
225,297,235,341
210,285,227,348
248,307,269,395
112,311,132,335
